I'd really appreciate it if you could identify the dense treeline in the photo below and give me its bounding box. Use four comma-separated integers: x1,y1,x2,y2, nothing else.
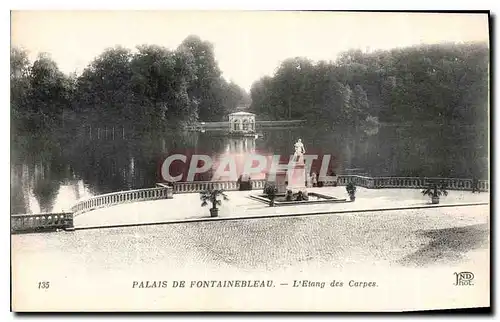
249,42,489,129
11,35,251,138
11,39,488,139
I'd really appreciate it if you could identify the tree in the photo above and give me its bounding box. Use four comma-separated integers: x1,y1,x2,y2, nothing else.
27,53,74,132
11,47,32,135
179,35,224,121
75,46,133,127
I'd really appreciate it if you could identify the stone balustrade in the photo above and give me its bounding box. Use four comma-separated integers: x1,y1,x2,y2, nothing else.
337,175,489,191
171,179,268,194
71,186,173,216
170,175,489,193
65,175,490,216
11,212,73,234
12,175,487,234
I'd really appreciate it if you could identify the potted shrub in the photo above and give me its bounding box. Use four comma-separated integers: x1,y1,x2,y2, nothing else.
296,190,308,201
200,188,229,217
422,181,448,204
285,190,293,201
346,182,356,201
263,183,278,206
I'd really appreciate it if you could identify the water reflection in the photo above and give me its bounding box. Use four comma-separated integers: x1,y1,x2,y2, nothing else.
10,125,488,214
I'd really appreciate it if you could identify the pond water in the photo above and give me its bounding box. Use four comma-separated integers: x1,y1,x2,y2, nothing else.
10,124,488,214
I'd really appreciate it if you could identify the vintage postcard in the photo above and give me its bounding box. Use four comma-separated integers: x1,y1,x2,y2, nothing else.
10,10,490,312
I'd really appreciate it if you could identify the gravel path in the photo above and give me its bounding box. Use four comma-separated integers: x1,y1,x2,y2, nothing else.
12,205,489,311
14,205,489,273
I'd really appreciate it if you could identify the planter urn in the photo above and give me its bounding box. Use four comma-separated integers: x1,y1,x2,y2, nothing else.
431,196,440,204
210,208,219,217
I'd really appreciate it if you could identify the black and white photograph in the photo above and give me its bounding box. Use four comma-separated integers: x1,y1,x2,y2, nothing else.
10,10,490,311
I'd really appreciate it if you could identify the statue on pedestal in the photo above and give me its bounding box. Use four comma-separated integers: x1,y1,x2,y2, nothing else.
287,139,308,196
293,139,305,164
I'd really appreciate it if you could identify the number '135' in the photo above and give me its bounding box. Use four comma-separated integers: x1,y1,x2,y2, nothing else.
38,281,50,289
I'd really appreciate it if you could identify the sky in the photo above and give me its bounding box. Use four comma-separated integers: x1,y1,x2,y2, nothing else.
11,11,489,91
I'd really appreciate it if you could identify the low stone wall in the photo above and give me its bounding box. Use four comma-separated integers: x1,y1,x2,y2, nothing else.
11,213,74,234
71,186,173,216
171,180,267,193
169,175,489,193
12,175,487,234
337,175,489,191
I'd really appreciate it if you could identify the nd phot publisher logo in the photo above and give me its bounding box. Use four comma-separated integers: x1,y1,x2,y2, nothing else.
453,272,474,286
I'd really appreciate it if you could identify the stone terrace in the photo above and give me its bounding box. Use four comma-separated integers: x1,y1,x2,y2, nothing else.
74,187,489,229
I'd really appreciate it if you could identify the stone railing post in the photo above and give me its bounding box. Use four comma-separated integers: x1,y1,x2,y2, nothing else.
64,213,75,231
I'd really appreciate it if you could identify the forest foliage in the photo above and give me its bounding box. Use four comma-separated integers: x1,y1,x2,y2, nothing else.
11,37,488,138
250,42,489,130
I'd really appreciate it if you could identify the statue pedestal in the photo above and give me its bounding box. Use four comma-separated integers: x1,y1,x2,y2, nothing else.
286,161,307,194
266,169,288,194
